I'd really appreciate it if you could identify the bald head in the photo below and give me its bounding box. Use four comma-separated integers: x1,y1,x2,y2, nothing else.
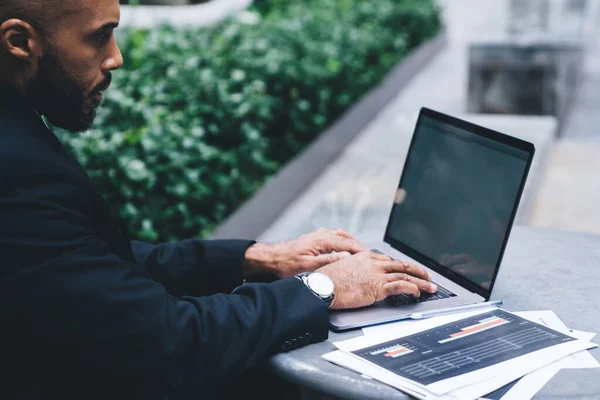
0,0,83,37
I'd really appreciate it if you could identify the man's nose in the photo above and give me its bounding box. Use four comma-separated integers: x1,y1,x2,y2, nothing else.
102,37,123,72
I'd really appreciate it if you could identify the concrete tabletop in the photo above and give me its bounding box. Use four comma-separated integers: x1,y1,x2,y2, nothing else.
266,226,600,399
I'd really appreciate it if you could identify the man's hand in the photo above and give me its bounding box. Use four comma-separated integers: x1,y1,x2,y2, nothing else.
244,228,366,278
316,252,437,310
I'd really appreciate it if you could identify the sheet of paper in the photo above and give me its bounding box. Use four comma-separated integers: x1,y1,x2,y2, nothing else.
363,310,599,382
512,310,600,369
571,329,597,340
361,307,496,338
323,350,453,400
362,318,413,336
342,308,498,351
428,340,595,396
477,310,561,400
566,330,598,369
478,311,598,400
327,308,597,399
498,330,599,400
323,340,596,400
516,310,570,332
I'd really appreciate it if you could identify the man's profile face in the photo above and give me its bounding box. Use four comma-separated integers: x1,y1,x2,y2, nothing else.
27,0,123,132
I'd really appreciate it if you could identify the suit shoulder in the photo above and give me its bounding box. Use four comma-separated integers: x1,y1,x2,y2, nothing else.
0,124,75,182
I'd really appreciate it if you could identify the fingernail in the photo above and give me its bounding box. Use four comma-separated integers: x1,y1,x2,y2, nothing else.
430,283,438,292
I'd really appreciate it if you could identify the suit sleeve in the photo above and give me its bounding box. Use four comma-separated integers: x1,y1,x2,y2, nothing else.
0,169,330,391
130,239,252,297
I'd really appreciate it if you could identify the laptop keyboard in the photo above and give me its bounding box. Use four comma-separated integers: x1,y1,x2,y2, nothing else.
385,283,456,306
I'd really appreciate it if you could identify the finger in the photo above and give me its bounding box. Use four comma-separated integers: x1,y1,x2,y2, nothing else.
317,234,365,254
332,230,367,251
309,251,352,268
383,281,420,298
331,228,362,243
331,228,351,237
370,252,392,261
337,251,353,259
316,251,353,264
382,260,431,281
386,273,437,293
330,231,367,251
316,227,328,233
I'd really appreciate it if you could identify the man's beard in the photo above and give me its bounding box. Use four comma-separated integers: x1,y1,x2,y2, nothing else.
25,50,99,133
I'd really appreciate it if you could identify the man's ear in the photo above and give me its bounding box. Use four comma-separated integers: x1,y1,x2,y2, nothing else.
0,19,43,62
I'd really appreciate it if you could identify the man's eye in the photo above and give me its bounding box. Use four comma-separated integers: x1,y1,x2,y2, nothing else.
96,32,111,44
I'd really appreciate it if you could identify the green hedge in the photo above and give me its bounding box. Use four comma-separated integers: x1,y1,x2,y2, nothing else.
57,0,441,242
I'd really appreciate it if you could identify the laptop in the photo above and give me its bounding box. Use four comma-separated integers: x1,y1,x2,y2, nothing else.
329,108,535,331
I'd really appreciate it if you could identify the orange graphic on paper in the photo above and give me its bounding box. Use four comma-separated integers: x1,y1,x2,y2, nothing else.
450,318,505,338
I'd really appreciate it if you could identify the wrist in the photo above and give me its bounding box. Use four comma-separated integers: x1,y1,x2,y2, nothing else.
295,272,335,309
243,242,280,277
315,269,341,309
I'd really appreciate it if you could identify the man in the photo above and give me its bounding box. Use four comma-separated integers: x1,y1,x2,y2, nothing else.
0,0,437,398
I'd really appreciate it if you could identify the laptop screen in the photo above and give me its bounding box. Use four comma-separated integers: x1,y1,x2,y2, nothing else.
385,110,532,296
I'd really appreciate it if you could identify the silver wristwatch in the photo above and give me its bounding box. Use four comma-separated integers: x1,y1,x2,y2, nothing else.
295,272,335,308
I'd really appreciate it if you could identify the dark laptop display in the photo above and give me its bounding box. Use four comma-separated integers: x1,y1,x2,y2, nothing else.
384,109,534,299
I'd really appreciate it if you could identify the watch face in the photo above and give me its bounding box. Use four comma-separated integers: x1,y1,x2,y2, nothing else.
307,273,334,297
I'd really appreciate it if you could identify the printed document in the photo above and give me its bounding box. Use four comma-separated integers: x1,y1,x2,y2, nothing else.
323,308,597,400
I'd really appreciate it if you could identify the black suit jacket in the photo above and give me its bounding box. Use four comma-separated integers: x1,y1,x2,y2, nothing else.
0,86,328,399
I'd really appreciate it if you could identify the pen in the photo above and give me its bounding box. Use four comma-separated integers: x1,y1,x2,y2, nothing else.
409,300,503,320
